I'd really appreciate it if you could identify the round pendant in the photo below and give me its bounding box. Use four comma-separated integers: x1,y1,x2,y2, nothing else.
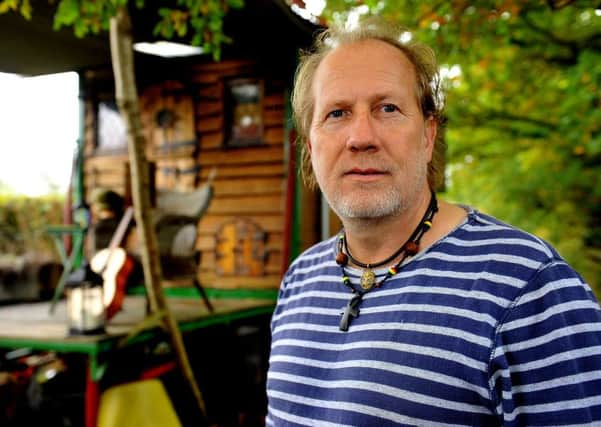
360,269,376,290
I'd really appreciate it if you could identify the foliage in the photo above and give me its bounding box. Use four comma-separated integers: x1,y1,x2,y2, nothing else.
315,0,601,292
154,0,244,59
0,194,64,260
0,0,244,60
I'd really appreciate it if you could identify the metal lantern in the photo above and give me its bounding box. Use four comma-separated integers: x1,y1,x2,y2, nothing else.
65,264,106,335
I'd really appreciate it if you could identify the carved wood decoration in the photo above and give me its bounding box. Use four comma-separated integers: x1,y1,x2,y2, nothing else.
140,80,197,191
215,219,267,276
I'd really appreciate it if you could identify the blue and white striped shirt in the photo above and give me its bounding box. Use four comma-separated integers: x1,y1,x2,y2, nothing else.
266,210,601,426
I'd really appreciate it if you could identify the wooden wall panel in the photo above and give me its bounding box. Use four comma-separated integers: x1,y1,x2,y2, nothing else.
196,273,282,289
264,128,285,145
208,195,284,215
84,100,96,156
264,94,284,108
197,100,223,116
197,84,222,100
198,146,284,166
190,59,288,290
200,251,282,274
83,58,293,291
83,156,130,200
197,232,283,252
196,115,223,133
212,178,284,196
197,214,284,235
199,132,224,150
264,108,284,126
200,164,284,179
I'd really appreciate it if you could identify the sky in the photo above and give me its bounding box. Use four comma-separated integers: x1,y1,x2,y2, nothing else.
0,71,79,196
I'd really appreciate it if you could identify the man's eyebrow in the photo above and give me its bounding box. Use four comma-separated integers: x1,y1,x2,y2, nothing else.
370,94,393,103
317,98,352,110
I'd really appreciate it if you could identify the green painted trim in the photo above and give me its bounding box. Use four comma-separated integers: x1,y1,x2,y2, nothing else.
128,285,149,295
46,224,86,235
206,288,278,300
178,305,275,333
285,83,303,262
291,135,303,261
0,336,113,355
0,304,275,359
104,304,275,348
89,354,109,382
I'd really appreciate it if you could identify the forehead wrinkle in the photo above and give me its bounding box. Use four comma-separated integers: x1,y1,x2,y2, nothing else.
312,41,420,111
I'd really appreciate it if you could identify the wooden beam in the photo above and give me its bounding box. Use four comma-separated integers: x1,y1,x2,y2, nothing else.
212,177,284,196
200,164,284,179
208,195,284,215
198,146,283,166
197,214,284,234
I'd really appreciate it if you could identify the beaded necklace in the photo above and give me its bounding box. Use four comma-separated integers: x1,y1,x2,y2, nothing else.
336,191,438,331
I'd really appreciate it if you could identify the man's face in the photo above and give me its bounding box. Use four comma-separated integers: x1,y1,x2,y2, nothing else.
308,39,437,220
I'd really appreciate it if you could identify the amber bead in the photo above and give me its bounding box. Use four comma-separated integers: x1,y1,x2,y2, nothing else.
336,252,349,266
404,241,419,256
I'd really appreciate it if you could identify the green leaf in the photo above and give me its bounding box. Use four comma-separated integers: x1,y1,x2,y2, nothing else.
55,0,80,26
190,16,206,31
191,32,202,46
208,16,221,32
227,0,244,9
158,7,171,18
162,21,174,38
19,0,31,20
0,0,19,15
212,45,221,61
73,19,88,38
176,21,188,37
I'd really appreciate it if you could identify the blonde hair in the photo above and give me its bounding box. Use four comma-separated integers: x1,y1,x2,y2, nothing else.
292,17,446,190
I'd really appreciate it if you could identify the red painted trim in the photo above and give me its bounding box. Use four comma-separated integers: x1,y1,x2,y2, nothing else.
140,361,177,380
85,362,99,427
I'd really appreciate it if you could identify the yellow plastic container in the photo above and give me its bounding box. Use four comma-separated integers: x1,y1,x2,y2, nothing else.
97,379,182,427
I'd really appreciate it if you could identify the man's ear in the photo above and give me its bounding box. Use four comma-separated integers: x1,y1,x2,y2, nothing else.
424,117,437,161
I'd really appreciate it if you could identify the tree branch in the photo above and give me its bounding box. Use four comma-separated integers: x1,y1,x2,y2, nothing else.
109,6,207,420
512,11,601,63
475,109,558,130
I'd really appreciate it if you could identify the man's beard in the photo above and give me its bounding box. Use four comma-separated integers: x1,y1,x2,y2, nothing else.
325,183,406,219
318,160,428,221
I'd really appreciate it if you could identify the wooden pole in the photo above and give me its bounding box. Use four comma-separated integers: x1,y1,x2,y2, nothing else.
109,6,207,417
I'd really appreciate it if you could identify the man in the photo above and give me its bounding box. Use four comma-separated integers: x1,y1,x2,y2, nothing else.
266,17,601,426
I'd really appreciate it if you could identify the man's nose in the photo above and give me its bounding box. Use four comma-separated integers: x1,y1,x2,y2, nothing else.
346,111,378,152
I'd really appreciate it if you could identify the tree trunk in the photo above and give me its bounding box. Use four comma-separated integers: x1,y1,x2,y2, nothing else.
109,6,207,417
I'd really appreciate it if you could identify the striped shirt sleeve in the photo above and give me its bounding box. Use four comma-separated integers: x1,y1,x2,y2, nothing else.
490,260,601,426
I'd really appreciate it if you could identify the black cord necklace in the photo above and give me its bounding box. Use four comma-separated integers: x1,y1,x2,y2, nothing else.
336,191,438,331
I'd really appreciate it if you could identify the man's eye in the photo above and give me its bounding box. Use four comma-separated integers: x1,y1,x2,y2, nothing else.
382,104,398,113
326,110,345,119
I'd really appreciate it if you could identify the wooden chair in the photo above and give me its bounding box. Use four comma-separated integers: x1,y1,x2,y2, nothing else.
153,170,216,312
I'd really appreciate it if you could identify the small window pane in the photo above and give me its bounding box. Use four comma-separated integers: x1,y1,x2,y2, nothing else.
97,101,127,153
224,78,263,147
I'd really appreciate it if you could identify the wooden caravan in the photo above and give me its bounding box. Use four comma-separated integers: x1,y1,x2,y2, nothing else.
81,0,321,291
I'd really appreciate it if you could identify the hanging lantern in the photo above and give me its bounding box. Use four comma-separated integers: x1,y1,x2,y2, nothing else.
65,264,106,335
